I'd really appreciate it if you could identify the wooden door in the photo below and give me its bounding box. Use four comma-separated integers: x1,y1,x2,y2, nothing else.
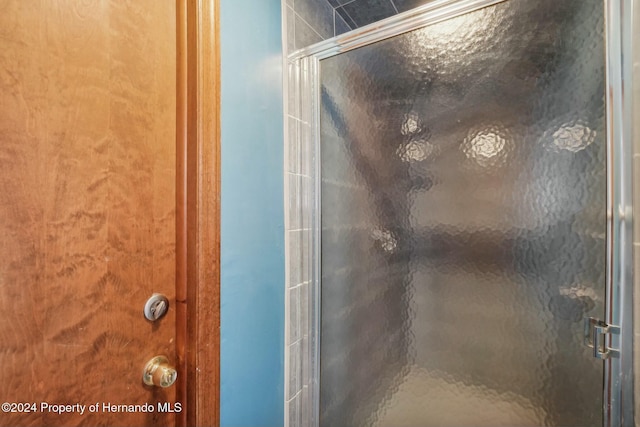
0,1,179,426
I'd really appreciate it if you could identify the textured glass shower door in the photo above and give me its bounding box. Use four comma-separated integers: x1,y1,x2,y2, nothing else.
319,0,607,426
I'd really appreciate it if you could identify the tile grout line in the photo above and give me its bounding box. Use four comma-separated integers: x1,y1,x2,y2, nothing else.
288,280,312,290
288,338,303,349
287,117,311,127
288,228,314,233
333,8,337,36
291,4,296,51
293,9,325,42
285,388,303,404
287,171,312,178
334,8,353,32
336,1,359,28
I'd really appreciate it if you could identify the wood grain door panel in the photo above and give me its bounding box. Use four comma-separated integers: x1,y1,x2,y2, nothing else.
0,1,178,426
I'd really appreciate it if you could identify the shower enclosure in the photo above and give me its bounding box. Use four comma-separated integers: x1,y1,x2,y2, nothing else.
285,0,635,426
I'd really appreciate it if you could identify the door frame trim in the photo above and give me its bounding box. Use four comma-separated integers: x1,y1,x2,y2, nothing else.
177,1,221,426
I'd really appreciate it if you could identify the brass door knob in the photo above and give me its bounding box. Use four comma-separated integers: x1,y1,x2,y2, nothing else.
143,356,177,388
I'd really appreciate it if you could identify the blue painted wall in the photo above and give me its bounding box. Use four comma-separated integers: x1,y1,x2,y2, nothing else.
220,0,284,426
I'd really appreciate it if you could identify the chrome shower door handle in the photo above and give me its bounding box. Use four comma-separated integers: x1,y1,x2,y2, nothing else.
593,323,611,359
584,317,619,360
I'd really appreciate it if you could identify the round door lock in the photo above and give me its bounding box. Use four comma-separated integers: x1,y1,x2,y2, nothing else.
143,356,177,388
144,293,169,321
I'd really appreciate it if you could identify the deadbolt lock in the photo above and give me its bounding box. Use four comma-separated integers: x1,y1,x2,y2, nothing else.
144,293,169,321
143,356,177,388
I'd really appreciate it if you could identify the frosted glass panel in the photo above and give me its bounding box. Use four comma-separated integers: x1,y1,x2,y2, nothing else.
319,0,606,426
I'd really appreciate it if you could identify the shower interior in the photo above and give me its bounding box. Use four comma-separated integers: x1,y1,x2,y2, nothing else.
315,0,609,426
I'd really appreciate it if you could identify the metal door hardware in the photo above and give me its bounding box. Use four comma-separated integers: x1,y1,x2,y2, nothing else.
584,317,620,360
144,294,169,321
143,356,177,388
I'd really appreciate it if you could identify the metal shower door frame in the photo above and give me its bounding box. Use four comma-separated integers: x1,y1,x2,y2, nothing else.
287,1,635,426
